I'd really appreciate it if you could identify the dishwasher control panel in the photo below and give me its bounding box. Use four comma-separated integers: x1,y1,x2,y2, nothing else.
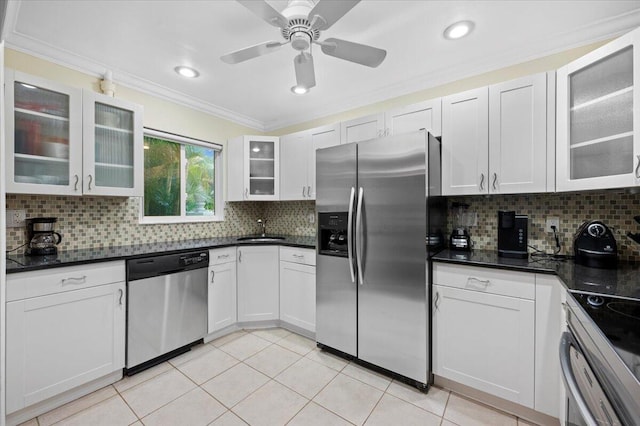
180,252,208,266
127,250,210,281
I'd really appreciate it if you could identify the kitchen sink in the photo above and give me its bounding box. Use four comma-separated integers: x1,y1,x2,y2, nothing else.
236,236,285,242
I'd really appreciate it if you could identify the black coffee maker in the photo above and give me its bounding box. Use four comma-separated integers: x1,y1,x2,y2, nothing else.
26,217,62,256
498,211,528,258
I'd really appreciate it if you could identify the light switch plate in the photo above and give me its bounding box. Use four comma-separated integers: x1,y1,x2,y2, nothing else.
7,209,26,228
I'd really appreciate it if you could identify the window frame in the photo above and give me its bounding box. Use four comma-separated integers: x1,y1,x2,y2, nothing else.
139,128,224,224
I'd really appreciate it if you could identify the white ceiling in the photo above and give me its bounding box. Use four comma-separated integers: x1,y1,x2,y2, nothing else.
3,0,640,131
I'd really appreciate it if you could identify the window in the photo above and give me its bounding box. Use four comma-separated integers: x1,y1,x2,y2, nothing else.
140,129,223,223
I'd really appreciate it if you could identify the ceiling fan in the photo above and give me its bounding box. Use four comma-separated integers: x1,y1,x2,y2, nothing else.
220,0,387,93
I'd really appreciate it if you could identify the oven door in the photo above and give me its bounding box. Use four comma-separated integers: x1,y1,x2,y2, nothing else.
560,332,622,426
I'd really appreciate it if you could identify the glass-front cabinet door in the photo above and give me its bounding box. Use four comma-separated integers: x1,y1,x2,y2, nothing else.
82,91,143,196
557,27,640,191
5,70,83,195
243,136,279,200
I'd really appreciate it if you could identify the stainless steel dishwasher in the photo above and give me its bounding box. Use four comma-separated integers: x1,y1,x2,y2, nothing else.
126,250,209,374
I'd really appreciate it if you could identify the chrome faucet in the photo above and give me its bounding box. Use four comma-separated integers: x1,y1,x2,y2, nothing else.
257,219,267,237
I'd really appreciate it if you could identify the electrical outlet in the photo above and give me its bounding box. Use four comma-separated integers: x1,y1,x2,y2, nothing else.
546,217,560,233
7,209,26,228
308,212,315,224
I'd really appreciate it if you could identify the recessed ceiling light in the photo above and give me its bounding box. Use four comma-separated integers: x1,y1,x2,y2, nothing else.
291,85,309,95
443,20,475,40
174,66,200,78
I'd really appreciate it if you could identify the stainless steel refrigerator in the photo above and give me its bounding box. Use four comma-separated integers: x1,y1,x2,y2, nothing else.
315,130,445,389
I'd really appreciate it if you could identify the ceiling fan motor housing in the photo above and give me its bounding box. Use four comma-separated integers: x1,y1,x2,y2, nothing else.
281,0,319,51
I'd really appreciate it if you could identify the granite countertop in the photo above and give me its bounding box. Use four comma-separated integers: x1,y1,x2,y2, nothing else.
433,249,640,301
6,235,316,274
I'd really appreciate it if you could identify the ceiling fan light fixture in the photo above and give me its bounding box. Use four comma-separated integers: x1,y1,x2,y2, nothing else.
443,20,475,40
291,85,309,95
174,66,200,78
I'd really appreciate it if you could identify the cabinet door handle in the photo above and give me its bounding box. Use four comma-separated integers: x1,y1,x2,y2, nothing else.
244,188,248,199
635,155,640,178
238,250,242,263
210,270,215,284
87,174,93,191
479,173,485,191
118,289,124,306
62,276,87,285
74,174,79,191
217,254,229,259
434,291,440,311
302,186,306,198
492,173,498,191
307,185,311,197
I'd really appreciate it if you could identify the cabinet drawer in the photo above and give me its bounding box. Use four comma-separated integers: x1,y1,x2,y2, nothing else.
280,247,316,266
432,263,535,300
209,247,237,265
7,261,125,302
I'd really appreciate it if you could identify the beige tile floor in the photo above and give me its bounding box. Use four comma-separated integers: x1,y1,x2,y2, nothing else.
20,328,539,426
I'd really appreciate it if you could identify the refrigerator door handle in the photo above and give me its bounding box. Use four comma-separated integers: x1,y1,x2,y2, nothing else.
347,187,356,283
356,187,365,285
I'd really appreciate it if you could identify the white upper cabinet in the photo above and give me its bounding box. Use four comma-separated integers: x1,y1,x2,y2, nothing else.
280,123,340,201
443,73,551,196
5,70,83,195
227,135,280,201
442,87,490,195
82,91,143,196
384,99,442,137
5,70,144,196
340,113,385,143
557,27,640,191
489,73,549,194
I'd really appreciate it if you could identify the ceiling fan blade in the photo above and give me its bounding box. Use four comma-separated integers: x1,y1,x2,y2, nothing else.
237,0,288,28
294,52,316,89
320,37,386,67
309,0,360,31
221,41,285,64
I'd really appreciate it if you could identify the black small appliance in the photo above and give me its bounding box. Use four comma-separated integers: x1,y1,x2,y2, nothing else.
449,228,471,251
26,217,62,256
574,220,618,269
498,211,528,258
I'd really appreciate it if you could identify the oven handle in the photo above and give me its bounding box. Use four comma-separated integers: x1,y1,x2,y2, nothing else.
559,331,598,426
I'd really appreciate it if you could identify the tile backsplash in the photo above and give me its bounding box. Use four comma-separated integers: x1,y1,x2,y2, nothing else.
448,190,640,262
6,191,640,262
4,195,316,254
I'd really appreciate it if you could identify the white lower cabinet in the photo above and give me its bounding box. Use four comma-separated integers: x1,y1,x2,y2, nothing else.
433,263,563,419
433,264,535,408
237,246,279,322
6,262,126,414
279,247,316,333
208,248,237,333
